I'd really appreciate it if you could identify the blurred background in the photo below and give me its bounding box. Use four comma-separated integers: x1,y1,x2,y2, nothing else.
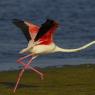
0,0,95,71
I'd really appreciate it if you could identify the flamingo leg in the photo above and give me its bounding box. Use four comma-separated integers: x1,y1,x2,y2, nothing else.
13,54,33,93
23,56,44,80
16,54,44,79
13,54,44,93
29,66,44,80
16,53,33,63
13,67,25,93
17,60,44,80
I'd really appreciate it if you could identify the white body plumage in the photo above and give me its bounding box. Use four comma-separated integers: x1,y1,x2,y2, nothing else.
20,40,95,55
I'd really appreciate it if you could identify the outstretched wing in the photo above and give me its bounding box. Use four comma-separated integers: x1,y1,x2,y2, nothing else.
34,19,59,45
12,19,39,42
13,19,58,45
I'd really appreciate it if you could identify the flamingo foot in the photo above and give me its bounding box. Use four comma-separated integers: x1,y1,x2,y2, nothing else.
29,66,44,80
40,74,44,80
25,64,44,80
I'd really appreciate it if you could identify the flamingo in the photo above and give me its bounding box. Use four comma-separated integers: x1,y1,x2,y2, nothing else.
12,19,95,93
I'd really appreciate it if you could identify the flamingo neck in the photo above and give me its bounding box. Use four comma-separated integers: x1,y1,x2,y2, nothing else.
54,40,95,53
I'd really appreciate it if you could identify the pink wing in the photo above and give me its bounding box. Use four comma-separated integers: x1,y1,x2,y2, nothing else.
27,22,40,41
29,23,58,45
38,26,57,45
13,19,58,45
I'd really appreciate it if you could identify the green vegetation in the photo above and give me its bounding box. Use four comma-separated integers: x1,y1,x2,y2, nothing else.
0,64,95,95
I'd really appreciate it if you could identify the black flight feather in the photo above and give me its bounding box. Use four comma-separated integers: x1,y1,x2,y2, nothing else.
12,19,31,42
34,19,55,42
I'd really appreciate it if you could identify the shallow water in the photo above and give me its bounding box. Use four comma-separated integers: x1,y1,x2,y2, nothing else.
0,0,95,71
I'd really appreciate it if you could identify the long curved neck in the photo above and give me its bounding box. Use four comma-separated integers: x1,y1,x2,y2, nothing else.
54,41,95,53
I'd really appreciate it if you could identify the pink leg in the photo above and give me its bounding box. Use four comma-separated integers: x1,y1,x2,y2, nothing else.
29,66,44,80
16,53,33,64
13,54,33,93
13,68,25,93
17,60,44,80
13,54,44,93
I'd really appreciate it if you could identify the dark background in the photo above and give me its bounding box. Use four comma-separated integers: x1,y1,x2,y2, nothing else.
0,0,95,70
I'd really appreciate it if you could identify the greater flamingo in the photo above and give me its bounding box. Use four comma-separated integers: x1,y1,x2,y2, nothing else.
13,19,95,93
